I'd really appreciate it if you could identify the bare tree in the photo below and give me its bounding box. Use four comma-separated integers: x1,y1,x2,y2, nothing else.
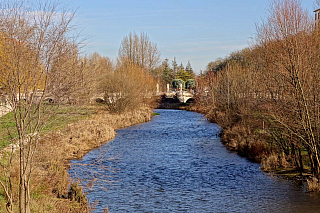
101,58,155,113
256,0,320,176
85,52,113,94
0,0,78,212
118,32,161,72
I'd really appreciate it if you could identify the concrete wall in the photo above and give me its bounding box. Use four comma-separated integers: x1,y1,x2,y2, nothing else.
0,97,12,117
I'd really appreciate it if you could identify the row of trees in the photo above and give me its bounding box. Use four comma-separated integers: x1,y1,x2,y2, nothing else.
152,57,196,90
170,58,195,83
196,0,320,179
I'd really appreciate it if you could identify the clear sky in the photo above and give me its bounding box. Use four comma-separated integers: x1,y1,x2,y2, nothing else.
62,0,317,73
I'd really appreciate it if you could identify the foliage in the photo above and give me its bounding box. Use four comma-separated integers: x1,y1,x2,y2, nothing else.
100,59,155,113
162,59,175,84
175,69,190,83
148,58,195,92
172,79,185,90
195,0,320,180
185,61,195,79
186,79,196,90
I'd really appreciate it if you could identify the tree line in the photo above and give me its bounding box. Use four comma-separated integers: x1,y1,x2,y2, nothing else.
0,0,199,211
195,0,320,186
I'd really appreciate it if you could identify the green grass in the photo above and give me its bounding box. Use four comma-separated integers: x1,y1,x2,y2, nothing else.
41,104,94,132
0,104,96,149
0,111,17,148
152,112,160,116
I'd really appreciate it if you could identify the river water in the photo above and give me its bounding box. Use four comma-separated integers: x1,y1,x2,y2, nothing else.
70,109,320,212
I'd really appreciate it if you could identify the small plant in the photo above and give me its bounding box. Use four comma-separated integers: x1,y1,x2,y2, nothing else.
67,183,87,204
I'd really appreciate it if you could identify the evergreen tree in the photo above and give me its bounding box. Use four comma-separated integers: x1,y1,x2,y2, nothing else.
172,57,178,74
179,62,184,71
172,79,185,90
162,58,174,84
185,61,195,79
186,79,197,90
175,64,190,82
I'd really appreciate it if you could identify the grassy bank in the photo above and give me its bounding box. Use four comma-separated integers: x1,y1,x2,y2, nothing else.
189,103,315,182
0,105,153,212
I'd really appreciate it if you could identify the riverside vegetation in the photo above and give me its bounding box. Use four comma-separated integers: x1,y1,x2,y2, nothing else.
0,105,152,212
0,1,160,212
2,0,320,212
193,0,320,190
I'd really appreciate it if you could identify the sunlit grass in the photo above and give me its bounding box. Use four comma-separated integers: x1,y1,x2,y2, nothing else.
0,104,96,149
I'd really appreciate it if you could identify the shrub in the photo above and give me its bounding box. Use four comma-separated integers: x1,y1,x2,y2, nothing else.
100,60,155,113
67,183,87,204
307,177,320,192
186,79,196,89
172,79,185,90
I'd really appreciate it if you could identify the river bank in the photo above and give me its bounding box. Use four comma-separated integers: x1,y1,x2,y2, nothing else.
188,105,317,184
0,105,153,212
71,109,320,212
157,100,315,185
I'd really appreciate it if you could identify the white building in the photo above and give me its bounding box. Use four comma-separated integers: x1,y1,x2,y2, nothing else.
314,8,320,27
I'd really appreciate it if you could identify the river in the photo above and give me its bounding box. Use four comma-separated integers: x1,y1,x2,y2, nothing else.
70,109,320,213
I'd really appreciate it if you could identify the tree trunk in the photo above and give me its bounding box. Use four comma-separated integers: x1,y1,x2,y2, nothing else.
298,147,304,175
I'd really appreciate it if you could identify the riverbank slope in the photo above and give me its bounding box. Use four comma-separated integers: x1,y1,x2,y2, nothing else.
157,99,313,182
188,104,315,181
0,105,153,212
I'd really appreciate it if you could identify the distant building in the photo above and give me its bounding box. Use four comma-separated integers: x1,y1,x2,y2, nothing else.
314,8,320,27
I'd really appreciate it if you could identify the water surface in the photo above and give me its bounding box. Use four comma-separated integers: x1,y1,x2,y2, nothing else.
70,109,320,212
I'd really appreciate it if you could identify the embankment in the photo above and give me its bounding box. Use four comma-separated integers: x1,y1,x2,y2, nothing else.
192,107,269,163
157,100,291,173
0,106,153,212
189,104,313,182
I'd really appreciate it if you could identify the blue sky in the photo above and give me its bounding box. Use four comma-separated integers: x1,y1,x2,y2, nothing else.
63,0,316,73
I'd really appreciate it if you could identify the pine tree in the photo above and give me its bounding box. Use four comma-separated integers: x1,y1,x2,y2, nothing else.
185,61,195,79
179,62,184,71
162,58,174,84
175,63,190,82
172,57,178,74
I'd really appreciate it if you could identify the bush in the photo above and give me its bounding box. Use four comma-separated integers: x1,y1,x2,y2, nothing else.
100,60,155,113
307,177,320,192
67,183,87,204
186,79,196,89
172,79,185,90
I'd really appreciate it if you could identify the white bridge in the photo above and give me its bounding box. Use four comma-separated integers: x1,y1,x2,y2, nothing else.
161,91,194,103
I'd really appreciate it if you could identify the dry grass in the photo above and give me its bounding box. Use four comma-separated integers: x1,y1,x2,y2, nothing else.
191,104,274,164
261,153,290,171
0,105,152,212
307,177,320,192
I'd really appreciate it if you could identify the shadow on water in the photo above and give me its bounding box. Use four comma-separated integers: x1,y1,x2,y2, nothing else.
70,109,320,213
